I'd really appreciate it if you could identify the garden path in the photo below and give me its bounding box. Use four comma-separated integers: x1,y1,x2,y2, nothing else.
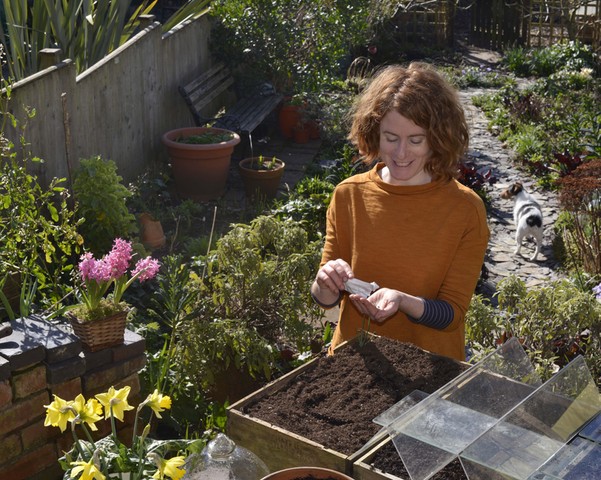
461,87,564,303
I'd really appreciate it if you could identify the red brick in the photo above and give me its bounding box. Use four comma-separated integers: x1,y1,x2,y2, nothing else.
21,419,60,450
0,433,21,464
0,380,12,408
13,364,47,400
83,356,145,395
116,373,141,397
55,431,74,457
26,461,64,480
50,377,82,402
0,390,49,436
0,442,57,480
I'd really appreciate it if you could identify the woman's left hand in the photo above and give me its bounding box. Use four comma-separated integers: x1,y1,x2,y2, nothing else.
349,288,402,324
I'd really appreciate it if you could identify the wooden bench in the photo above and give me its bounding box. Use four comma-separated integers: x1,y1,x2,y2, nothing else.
179,62,283,136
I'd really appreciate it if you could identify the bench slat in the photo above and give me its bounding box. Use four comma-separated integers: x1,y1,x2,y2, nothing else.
215,94,283,133
179,62,283,133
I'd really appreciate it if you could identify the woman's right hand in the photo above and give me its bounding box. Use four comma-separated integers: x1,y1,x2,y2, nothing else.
315,259,353,294
311,259,353,306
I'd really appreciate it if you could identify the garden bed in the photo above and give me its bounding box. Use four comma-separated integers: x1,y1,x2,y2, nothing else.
227,335,469,474
353,438,467,480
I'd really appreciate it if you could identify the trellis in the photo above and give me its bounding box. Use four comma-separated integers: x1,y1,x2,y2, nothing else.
469,0,600,50
391,0,456,48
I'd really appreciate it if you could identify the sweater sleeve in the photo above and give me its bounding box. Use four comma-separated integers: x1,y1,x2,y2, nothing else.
410,299,454,329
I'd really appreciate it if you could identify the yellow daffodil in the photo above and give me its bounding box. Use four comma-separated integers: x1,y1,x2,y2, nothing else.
95,386,134,421
145,389,172,418
70,458,106,480
72,394,103,431
150,454,186,480
44,395,75,432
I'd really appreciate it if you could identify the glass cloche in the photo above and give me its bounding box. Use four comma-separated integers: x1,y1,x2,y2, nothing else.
183,433,270,480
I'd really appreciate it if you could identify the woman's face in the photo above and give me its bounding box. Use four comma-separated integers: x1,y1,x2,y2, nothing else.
378,111,432,186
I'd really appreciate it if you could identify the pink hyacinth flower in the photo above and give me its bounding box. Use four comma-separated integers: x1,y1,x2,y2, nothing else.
132,257,161,282
79,253,112,283
106,238,133,279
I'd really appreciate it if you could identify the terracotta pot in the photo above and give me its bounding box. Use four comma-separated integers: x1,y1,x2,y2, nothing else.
278,103,302,139
162,127,241,201
307,120,321,140
293,125,310,144
238,157,285,200
260,467,353,480
139,213,166,250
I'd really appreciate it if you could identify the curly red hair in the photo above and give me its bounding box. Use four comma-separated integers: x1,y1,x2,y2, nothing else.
348,62,468,181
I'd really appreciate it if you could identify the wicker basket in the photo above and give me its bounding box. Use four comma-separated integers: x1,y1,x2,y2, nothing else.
68,310,127,352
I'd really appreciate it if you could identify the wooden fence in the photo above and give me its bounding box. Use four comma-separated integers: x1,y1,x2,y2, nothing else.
2,15,214,189
470,0,600,51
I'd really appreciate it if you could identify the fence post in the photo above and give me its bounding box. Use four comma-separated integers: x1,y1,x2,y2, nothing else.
38,48,62,70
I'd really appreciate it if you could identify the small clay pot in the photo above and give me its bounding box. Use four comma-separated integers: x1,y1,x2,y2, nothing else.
139,212,166,250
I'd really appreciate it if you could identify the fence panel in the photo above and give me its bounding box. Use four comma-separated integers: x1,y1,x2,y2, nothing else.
2,15,212,189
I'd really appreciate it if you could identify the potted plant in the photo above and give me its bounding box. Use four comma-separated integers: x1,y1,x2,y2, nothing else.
44,385,198,480
162,127,241,201
68,238,160,351
238,155,286,200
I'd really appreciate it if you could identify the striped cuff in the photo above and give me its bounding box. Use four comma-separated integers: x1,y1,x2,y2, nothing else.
311,290,343,309
409,299,454,330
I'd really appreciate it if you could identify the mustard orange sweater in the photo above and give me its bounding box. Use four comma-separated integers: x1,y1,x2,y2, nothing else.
322,163,490,361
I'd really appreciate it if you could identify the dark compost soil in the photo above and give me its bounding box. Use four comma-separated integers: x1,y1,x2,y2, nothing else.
371,440,467,480
243,336,470,478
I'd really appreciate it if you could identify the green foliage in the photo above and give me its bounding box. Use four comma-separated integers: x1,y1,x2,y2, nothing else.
73,156,137,255
0,0,158,79
502,41,598,78
209,0,371,92
466,276,601,385
136,255,212,435
441,65,513,89
0,133,82,308
0,0,213,81
168,216,324,397
472,67,600,186
272,175,334,241
200,215,324,348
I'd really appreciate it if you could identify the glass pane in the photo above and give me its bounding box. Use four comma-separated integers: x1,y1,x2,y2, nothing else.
460,355,601,480
384,337,541,480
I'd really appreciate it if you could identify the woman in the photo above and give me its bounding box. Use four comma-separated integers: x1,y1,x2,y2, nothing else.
311,62,489,361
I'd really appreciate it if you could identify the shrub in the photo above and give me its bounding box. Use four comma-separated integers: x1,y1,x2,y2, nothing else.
209,0,371,93
0,133,82,308
503,41,598,78
557,160,601,275
73,156,137,254
466,275,601,385
172,216,325,400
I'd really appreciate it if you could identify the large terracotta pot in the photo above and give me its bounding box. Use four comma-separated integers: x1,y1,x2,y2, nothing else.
278,103,302,139
238,157,285,200
162,127,241,201
261,467,353,480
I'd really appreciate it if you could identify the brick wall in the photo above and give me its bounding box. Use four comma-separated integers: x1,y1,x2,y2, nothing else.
0,315,146,480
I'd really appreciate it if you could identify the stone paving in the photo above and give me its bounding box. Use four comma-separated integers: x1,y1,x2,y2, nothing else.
460,87,564,301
